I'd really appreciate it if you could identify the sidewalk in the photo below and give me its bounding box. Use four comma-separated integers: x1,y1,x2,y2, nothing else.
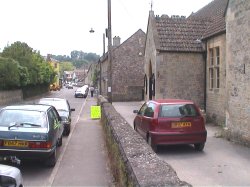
51,96,114,186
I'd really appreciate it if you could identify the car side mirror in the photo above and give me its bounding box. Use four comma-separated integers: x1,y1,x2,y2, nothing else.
133,110,139,114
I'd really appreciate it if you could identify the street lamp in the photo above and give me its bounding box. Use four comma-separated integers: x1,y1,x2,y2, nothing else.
89,28,95,33
89,28,106,96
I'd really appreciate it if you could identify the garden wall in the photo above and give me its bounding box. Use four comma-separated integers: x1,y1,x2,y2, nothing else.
98,95,191,186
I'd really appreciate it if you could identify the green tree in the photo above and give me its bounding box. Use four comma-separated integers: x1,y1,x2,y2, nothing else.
1,41,55,87
72,60,88,69
0,57,20,90
59,61,74,77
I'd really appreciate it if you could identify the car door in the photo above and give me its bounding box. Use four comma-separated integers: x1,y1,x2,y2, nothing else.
47,109,58,148
134,103,147,137
51,107,63,138
47,108,63,147
141,102,156,137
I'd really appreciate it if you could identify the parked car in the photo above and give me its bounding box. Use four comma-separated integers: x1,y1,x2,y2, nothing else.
74,86,88,98
0,164,23,187
38,98,75,136
0,104,64,167
133,99,207,152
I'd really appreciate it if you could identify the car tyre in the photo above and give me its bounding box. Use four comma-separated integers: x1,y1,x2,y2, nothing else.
64,126,70,136
58,136,63,147
148,135,157,152
194,143,205,151
134,123,137,132
45,149,57,167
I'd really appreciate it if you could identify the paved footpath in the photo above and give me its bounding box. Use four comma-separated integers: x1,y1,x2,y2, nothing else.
51,96,114,186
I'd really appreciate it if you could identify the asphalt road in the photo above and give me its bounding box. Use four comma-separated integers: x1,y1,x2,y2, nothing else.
113,101,250,186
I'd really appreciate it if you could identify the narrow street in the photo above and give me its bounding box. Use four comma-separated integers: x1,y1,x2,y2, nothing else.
17,88,113,186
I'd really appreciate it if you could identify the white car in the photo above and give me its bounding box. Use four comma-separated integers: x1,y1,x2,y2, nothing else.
0,164,23,187
75,86,88,98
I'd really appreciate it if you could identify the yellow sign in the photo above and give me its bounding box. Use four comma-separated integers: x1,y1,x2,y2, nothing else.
91,106,101,119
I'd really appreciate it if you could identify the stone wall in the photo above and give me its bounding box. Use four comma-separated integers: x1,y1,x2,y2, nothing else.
112,30,145,101
98,95,191,186
206,34,227,125
157,53,205,109
225,0,250,146
0,90,23,106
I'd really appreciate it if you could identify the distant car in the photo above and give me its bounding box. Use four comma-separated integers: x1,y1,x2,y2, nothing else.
38,98,75,136
67,83,73,89
0,104,64,167
75,87,88,98
0,164,23,187
133,99,207,152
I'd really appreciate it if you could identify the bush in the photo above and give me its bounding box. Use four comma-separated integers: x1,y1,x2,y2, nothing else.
0,57,20,90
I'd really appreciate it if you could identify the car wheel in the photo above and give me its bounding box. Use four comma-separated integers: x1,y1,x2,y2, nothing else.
58,135,63,147
64,126,70,136
134,123,137,131
194,143,205,151
147,135,157,152
45,149,57,167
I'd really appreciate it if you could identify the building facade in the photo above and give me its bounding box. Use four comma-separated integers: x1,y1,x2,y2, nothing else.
144,12,208,108
225,0,250,146
99,30,146,101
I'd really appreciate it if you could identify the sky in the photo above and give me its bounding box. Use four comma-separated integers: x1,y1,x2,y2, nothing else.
0,0,213,57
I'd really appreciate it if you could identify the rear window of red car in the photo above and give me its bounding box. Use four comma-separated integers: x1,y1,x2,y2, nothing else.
159,104,199,117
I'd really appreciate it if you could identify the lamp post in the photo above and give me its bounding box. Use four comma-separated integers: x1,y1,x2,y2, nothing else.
107,0,112,103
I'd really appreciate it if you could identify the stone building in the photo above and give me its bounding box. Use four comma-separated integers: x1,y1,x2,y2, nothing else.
99,29,146,101
190,0,229,125
144,0,250,146
144,12,209,108
225,0,250,146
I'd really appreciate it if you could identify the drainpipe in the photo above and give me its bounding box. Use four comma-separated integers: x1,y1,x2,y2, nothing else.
203,42,207,112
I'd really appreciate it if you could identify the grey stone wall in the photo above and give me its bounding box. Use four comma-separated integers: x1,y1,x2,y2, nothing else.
225,0,250,146
98,95,191,186
0,90,23,106
206,34,227,125
157,53,205,109
112,30,145,101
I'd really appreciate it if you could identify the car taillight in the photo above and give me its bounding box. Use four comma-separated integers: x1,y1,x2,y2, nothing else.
29,141,52,149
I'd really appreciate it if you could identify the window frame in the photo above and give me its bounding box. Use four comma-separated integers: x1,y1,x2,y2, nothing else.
208,47,220,90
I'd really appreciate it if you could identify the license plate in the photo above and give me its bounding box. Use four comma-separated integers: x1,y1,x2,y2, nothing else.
171,122,192,128
4,140,28,147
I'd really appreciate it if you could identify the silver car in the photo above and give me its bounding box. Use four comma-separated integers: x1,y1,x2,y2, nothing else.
0,164,23,187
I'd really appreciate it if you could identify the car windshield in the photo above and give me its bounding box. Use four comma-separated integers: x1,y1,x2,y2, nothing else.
0,109,47,128
159,104,198,117
40,100,68,112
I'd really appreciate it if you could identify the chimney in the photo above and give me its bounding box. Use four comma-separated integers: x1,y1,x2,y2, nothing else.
46,54,51,62
113,36,121,47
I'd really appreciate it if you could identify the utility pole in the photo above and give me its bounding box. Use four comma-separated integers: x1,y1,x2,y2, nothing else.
107,0,112,103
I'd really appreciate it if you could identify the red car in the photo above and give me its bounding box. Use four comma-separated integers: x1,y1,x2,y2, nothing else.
133,99,207,152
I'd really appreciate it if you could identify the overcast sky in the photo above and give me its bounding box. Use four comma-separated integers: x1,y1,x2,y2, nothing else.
0,0,213,56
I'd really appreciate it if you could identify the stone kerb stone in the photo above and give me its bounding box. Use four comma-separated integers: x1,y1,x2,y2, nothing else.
98,95,191,187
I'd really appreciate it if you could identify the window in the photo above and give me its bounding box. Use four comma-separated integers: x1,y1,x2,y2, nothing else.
138,103,148,115
159,104,198,117
208,47,220,89
144,103,155,117
215,47,220,88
